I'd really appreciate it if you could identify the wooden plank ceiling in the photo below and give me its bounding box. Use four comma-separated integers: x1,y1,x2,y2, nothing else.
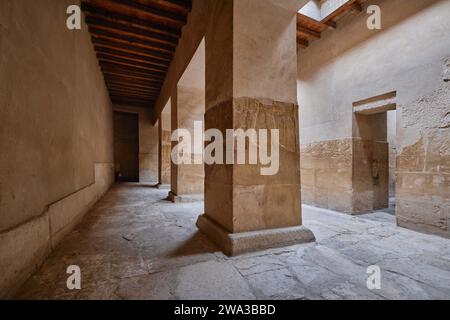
82,0,192,108
297,0,362,49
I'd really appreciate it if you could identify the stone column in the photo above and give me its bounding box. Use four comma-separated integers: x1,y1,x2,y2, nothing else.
168,86,205,202
158,107,171,189
197,0,314,256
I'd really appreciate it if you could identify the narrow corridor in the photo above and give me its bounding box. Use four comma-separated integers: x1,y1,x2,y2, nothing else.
16,184,450,300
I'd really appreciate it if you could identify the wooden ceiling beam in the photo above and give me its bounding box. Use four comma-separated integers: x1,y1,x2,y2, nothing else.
321,0,358,24
325,20,337,29
99,62,165,80
110,95,154,105
92,38,172,62
83,0,192,110
82,2,181,38
96,54,168,74
297,27,321,40
110,93,155,101
109,91,157,100
351,1,363,13
88,26,175,54
297,38,309,49
105,79,161,90
85,15,178,47
110,95,153,103
103,73,163,86
105,0,187,27
111,101,152,108
106,83,161,94
94,46,169,68
105,78,162,89
108,91,159,100
159,0,192,12
297,14,326,32
108,92,159,100
100,69,164,83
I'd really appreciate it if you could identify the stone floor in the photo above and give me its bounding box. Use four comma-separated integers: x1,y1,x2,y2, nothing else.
16,183,450,300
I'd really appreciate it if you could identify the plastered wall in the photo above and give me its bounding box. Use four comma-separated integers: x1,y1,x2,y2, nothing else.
0,0,115,297
298,0,450,236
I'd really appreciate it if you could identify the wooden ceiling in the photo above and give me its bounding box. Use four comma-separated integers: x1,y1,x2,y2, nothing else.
82,0,192,108
297,0,363,49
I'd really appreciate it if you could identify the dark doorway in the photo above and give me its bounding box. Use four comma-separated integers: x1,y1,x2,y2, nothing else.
114,111,139,182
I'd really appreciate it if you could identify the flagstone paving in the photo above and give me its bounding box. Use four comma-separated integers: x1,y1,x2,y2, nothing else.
15,183,450,300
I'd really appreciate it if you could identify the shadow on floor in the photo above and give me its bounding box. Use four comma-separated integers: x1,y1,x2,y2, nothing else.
166,231,219,258
115,182,159,189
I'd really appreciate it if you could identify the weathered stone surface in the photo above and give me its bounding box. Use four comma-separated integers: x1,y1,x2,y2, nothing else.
175,261,255,300
204,98,305,235
115,271,176,300
301,139,353,212
12,184,450,300
160,129,171,185
0,0,116,297
197,213,315,256
301,137,389,214
396,84,450,238
298,0,450,238
246,268,305,300
352,138,389,213
170,86,205,196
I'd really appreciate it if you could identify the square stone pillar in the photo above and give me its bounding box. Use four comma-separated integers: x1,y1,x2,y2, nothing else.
158,108,171,188
197,0,314,255
168,86,205,202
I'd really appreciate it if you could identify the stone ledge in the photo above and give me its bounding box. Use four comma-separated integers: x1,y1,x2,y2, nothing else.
196,214,315,256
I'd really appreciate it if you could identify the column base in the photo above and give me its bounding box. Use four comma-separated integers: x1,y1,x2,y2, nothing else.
196,214,315,256
156,183,170,190
167,191,204,203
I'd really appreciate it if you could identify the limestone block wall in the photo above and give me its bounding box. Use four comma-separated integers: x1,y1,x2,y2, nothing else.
387,111,397,197
396,78,450,238
300,139,353,212
171,86,205,195
0,1,115,297
298,0,450,237
159,111,171,185
113,105,159,183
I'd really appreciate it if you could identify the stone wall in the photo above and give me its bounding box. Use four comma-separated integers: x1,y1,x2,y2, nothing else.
159,110,171,185
298,0,450,237
113,105,159,183
301,139,353,212
0,0,115,297
171,86,205,195
387,111,397,197
396,78,450,238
